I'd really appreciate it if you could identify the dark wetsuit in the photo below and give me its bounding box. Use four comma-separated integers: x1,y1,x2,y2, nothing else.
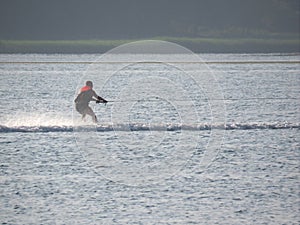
75,86,99,122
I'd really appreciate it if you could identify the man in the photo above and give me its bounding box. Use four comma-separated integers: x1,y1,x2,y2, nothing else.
75,81,107,123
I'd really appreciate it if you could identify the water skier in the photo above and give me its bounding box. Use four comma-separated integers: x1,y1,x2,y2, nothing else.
74,81,107,123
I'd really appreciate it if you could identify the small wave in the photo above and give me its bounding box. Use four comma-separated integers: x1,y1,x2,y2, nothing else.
0,122,299,133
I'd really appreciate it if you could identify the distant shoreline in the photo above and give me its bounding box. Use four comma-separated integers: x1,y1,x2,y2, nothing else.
0,38,299,53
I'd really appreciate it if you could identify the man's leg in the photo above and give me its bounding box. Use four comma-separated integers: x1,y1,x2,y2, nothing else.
76,104,87,121
84,106,98,123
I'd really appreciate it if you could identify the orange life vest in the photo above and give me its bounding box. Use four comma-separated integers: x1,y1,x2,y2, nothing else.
75,86,93,105
80,85,92,92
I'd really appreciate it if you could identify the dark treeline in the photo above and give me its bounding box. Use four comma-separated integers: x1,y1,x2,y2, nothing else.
0,0,299,40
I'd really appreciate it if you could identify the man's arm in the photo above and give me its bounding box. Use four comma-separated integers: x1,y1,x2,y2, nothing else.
96,96,108,103
92,90,108,103
92,90,98,100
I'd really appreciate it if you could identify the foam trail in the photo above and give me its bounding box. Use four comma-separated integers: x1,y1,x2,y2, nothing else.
0,122,299,133
0,113,298,133
0,113,74,133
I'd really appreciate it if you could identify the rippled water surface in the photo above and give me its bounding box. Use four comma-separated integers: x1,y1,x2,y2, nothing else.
0,53,299,224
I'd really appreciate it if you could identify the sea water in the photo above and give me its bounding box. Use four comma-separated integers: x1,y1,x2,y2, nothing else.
0,53,299,224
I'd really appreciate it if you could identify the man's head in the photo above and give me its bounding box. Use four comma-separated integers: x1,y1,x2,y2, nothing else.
86,81,93,88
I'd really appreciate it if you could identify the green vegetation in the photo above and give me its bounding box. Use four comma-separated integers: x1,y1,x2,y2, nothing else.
0,37,299,53
0,39,132,53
